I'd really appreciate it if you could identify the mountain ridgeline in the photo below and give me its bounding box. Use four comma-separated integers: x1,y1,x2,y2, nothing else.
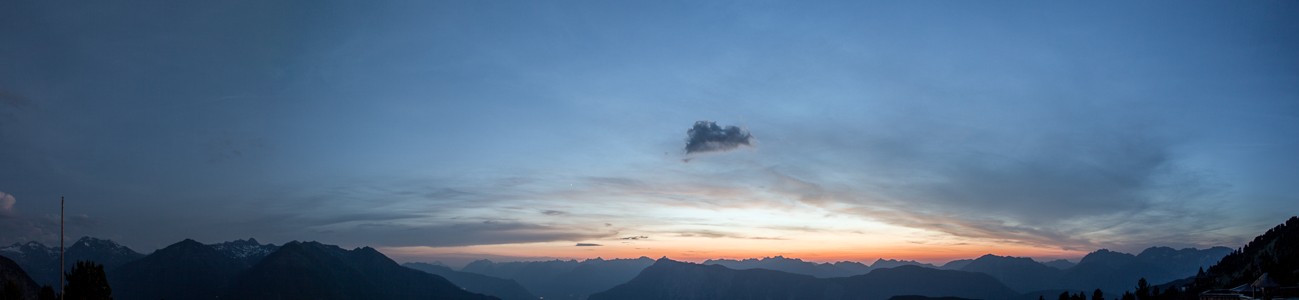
696,248,1229,295
402,262,537,300
591,259,1018,300
954,246,1230,294
2,238,496,300
3,216,1296,300
110,239,249,299
227,241,494,299
1200,216,1299,291
702,256,923,278
461,256,656,300
0,237,143,288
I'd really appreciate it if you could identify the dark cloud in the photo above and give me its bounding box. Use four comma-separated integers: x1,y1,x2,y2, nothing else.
575,243,602,247
542,210,566,216
0,213,97,246
673,230,741,239
685,121,753,154
620,235,648,240
305,220,613,248
0,89,32,109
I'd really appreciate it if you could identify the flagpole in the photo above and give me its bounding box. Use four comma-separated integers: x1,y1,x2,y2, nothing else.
59,196,64,300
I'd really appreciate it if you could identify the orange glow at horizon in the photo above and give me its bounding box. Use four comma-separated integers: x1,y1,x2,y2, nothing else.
381,237,1089,265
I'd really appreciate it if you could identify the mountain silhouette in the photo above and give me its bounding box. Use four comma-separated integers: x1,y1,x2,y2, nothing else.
1201,216,1299,289
404,262,536,300
0,237,142,288
958,254,1064,293
870,259,937,269
226,241,496,300
589,258,1018,300
66,237,144,271
109,239,246,300
461,256,654,300
939,259,973,270
703,256,871,278
1040,259,1075,270
0,242,57,289
209,238,279,266
1059,246,1229,294
0,255,40,300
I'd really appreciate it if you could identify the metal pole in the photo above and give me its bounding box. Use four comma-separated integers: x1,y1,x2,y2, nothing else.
59,196,64,300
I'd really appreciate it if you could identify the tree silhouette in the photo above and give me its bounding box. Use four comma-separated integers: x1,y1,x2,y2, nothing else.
64,261,112,300
1092,289,1103,300
3,279,23,300
38,285,56,300
1135,278,1150,300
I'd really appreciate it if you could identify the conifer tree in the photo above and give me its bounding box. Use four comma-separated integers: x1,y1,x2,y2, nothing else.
64,261,112,300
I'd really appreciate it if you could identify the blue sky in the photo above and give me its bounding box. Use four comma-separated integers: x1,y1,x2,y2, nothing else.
1,1,1296,263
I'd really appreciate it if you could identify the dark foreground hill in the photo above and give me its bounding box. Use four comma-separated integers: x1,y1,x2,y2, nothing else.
0,255,40,300
110,239,246,300
404,262,536,300
589,258,1018,300
227,241,496,300
462,256,654,300
1197,216,1299,291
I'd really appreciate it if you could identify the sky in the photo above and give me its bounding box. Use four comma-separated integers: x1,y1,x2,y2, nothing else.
2,1,1297,266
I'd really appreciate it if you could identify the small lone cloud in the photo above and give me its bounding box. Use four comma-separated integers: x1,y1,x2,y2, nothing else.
0,191,14,216
620,235,648,240
542,210,566,216
685,121,753,154
575,243,603,247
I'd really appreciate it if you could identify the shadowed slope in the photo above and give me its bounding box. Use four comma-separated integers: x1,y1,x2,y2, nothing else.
404,262,536,300
110,239,244,300
590,258,1017,300
227,241,496,300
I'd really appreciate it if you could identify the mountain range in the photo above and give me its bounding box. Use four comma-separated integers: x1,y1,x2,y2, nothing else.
0,237,143,288
590,259,1019,300
461,256,656,300
2,237,493,300
109,239,249,299
404,262,536,300
703,256,904,278
227,241,495,299
952,246,1229,294
697,247,1227,296
3,218,1286,300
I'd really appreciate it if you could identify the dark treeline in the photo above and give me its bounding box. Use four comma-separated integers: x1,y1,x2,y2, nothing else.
2,260,111,300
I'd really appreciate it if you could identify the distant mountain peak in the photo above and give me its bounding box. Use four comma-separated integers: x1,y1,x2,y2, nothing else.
73,236,123,247
209,238,279,265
